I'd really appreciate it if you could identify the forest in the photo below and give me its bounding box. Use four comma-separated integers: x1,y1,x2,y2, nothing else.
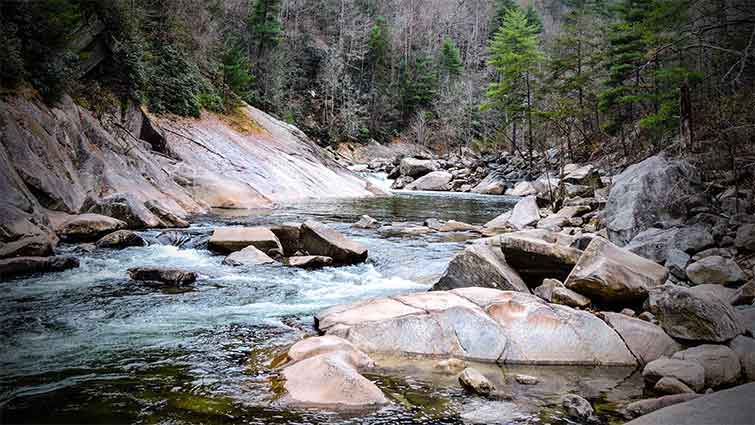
2,0,753,170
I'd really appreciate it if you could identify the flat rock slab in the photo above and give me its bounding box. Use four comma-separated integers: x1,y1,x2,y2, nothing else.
128,267,197,286
208,227,282,254
301,220,367,265
0,256,79,279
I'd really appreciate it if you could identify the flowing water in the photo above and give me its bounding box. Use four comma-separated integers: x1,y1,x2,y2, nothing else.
0,188,643,424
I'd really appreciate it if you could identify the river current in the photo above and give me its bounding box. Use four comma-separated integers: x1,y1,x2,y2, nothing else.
0,188,643,424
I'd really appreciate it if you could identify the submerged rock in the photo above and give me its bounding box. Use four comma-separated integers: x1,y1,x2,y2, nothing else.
128,267,197,286
432,244,528,293
0,255,79,279
301,220,367,265
57,214,127,241
208,227,283,255
561,394,597,423
459,368,495,396
96,230,146,249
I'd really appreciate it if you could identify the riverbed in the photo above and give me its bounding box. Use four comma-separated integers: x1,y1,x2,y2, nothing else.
0,190,643,424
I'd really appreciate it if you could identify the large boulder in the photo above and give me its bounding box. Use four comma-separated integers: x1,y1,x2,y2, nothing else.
537,206,591,230
300,220,368,265
601,312,682,365
672,345,742,388
95,230,146,249
0,234,54,258
505,181,537,197
734,224,755,251
222,246,276,266
208,227,283,255
729,336,755,382
685,256,746,285
285,255,333,268
489,230,583,284
399,157,436,177
0,255,79,279
405,171,453,191
56,214,127,241
643,357,706,392
471,173,507,195
624,382,755,425
432,244,528,292
88,192,163,229
269,223,302,256
646,285,745,343
564,237,668,305
458,368,495,396
604,155,703,245
317,289,637,366
625,226,714,264
127,267,197,286
508,196,540,230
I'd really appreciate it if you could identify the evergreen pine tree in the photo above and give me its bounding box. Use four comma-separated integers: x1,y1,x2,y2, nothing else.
525,5,544,34
248,0,281,59
490,0,519,37
401,55,438,118
222,37,254,104
440,36,463,78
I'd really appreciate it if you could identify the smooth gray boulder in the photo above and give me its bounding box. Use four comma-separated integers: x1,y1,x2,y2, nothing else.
654,377,695,395
301,220,368,265
672,345,742,388
601,312,682,366
508,196,540,230
604,155,703,245
432,244,529,292
95,230,146,249
505,181,536,196
647,285,745,343
735,224,755,251
57,213,127,241
459,368,495,396
222,246,276,266
564,237,668,305
625,382,755,425
686,256,746,285
729,336,755,382
405,171,453,191
643,357,706,392
399,157,436,177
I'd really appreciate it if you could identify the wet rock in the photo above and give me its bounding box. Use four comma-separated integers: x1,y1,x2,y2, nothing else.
127,267,197,286
734,224,755,251
433,358,467,374
459,368,495,396
564,237,668,305
399,157,436,178
483,211,513,232
57,214,127,241
624,382,755,425
285,255,333,269
432,244,529,293
729,336,755,382
514,374,539,385
654,377,695,395
643,357,706,392
685,256,746,285
508,196,540,230
301,220,368,265
285,335,373,369
156,230,209,249
490,230,583,284
622,394,701,420
222,246,276,266
269,223,302,256
551,286,591,308
533,278,563,302
672,345,741,388
95,230,146,249
208,227,283,255
0,255,79,279
352,215,379,229
88,192,163,229
601,312,682,365
405,171,453,191
604,155,703,245
561,394,597,423
0,234,54,258
647,284,745,343
731,281,755,306
144,200,190,228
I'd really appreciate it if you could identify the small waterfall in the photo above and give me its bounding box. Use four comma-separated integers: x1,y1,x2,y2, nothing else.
361,171,393,193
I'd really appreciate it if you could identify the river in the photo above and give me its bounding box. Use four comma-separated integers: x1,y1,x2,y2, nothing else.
0,189,642,424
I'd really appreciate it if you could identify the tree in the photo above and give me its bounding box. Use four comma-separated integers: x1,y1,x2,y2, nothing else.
222,37,254,105
400,55,438,119
440,36,464,79
484,8,543,167
490,0,519,37
248,0,281,60
525,4,544,34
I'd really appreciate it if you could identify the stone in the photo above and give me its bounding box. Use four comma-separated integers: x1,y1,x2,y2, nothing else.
208,227,283,255
626,227,678,264
433,358,467,374
508,196,540,230
88,192,163,229
604,155,703,245
57,214,127,241
601,312,682,366
127,267,197,286
647,284,745,343
731,281,755,306
686,256,746,285
564,237,668,305
621,308,636,317
471,177,507,195
624,382,755,425
672,345,742,388
735,224,755,251
654,377,695,395
144,200,190,228
405,171,453,191
95,230,146,249
483,211,512,232
622,394,701,420
551,286,591,308
269,223,302,256
437,220,480,232
490,230,583,284
353,215,379,229
533,278,563,302
563,164,602,188
0,235,54,259
643,357,706,392
399,157,436,177
561,394,596,422
285,335,372,369
638,312,655,322
729,336,755,382
432,244,529,293
688,284,737,303
285,255,333,268
666,249,691,280
537,206,591,230
514,374,539,385
459,368,495,396
0,256,79,279
222,246,276,266
301,220,368,265
505,181,537,196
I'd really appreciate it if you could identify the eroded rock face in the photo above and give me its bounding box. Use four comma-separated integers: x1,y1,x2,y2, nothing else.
0,256,79,279
647,285,745,343
405,171,453,191
88,192,163,229
127,267,197,286
489,230,583,284
604,155,703,245
57,214,127,241
432,244,529,293
565,237,668,305
601,312,682,366
316,289,636,366
672,345,742,389
300,220,367,265
222,246,276,266
208,227,283,255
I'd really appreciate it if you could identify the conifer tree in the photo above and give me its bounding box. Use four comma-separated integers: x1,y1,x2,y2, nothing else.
440,36,463,79
525,5,544,34
401,55,438,118
248,0,281,59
